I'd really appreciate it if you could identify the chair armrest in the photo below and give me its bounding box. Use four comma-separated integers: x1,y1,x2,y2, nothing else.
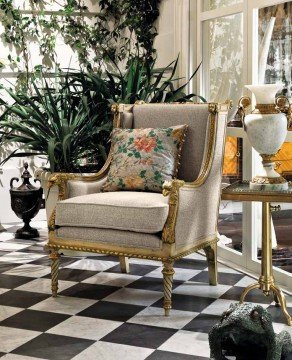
161,102,229,247
47,173,107,201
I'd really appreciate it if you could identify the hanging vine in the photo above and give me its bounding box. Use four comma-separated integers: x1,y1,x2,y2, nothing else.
0,0,162,88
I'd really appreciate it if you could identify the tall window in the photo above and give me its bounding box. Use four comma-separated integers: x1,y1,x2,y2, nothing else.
192,0,292,287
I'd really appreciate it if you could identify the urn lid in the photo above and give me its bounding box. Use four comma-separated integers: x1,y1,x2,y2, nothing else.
10,163,40,192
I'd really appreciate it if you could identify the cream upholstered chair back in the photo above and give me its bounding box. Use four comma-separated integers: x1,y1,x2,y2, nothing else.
121,103,211,182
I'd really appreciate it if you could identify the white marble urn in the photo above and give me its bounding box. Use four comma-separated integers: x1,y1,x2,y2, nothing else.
244,84,288,191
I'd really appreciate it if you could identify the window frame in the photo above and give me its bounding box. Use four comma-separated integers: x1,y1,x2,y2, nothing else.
190,0,292,289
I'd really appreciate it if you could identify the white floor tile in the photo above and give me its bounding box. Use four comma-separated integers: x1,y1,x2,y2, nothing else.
29,296,97,315
217,265,241,274
0,305,23,322
0,233,15,242
4,264,51,278
29,221,47,228
185,252,206,260
0,242,31,251
272,322,292,336
202,299,270,316
16,278,76,294
146,267,201,282
47,315,122,340
82,272,140,287
158,330,210,357
234,276,257,288
284,295,292,307
104,288,163,307
65,258,117,272
128,306,199,329
0,252,46,264
0,288,9,295
72,341,154,360
202,299,238,315
0,326,40,353
129,258,161,266
173,282,231,298
0,354,44,360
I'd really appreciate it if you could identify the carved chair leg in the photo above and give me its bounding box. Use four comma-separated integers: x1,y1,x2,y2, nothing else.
204,242,218,286
50,249,60,297
119,256,129,273
162,259,175,316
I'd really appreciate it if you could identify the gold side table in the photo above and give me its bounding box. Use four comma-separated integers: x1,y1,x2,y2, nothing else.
222,181,292,326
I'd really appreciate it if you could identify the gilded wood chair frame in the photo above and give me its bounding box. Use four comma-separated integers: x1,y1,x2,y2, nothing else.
46,101,230,316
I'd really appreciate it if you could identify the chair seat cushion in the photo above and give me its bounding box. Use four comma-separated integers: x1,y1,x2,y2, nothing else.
55,192,169,234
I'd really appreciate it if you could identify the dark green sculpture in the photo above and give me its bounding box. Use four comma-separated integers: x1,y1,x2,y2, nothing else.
209,303,292,360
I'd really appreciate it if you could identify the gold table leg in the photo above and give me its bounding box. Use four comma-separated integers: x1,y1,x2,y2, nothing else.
239,202,292,326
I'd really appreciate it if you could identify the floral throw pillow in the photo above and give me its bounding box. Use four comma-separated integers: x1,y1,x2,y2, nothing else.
101,125,188,193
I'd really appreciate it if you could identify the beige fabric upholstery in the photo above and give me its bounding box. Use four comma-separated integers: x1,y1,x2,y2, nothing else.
132,104,210,182
55,191,169,234
56,227,162,249
67,177,107,198
174,112,227,249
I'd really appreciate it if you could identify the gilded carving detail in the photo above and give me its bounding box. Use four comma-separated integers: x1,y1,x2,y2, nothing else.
162,180,185,244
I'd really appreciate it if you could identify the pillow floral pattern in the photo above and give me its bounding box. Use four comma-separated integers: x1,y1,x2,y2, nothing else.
102,125,187,193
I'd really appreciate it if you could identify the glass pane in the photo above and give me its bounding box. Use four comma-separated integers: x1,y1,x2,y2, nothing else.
203,0,242,11
203,13,243,105
256,204,292,275
258,2,292,98
218,201,243,254
219,136,243,254
257,2,292,276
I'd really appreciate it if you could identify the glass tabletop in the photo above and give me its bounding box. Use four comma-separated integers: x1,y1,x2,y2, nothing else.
222,181,292,202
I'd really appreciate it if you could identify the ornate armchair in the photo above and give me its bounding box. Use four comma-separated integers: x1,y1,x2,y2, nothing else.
47,102,230,316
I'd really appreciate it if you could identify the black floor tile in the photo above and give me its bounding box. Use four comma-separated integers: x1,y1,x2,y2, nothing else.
0,309,70,332
59,283,119,300
87,255,119,262
153,293,216,313
183,313,221,333
174,258,207,270
0,274,32,289
190,271,244,286
267,305,292,325
101,323,177,349
12,333,95,360
127,276,183,292
19,245,49,254
44,268,97,282
220,286,273,304
147,351,207,359
31,256,77,267
0,263,19,273
78,300,144,322
0,290,49,308
107,263,160,276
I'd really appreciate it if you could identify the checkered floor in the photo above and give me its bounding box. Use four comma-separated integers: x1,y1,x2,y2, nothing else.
0,221,291,360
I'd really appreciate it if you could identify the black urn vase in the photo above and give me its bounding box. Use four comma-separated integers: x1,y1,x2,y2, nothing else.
10,163,43,239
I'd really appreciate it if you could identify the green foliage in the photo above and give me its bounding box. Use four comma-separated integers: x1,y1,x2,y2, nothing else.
0,0,162,87
0,79,111,172
66,56,206,105
0,55,205,172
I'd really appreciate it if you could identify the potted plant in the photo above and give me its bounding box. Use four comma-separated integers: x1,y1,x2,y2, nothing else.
0,56,205,223
0,79,111,221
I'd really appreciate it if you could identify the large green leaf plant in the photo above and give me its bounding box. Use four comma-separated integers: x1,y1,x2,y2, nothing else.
0,55,205,173
0,80,111,173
